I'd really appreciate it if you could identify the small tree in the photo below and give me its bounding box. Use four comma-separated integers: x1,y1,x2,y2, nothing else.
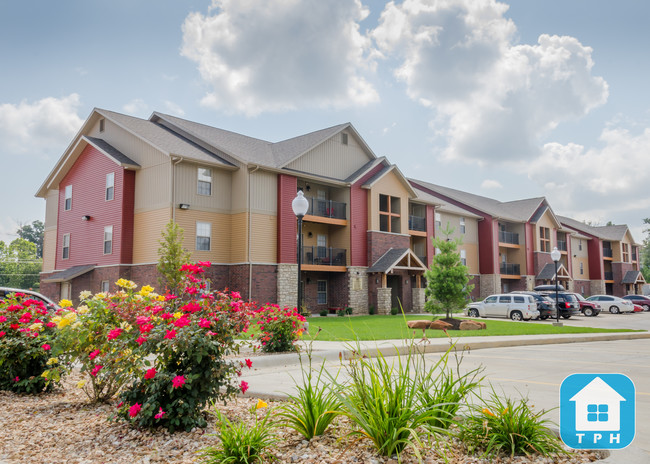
157,220,191,294
424,224,474,319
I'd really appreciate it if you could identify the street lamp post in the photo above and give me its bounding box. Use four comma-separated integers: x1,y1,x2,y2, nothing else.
551,246,561,326
292,190,309,311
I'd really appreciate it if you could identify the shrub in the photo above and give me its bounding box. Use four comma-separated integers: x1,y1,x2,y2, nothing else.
0,292,65,393
390,307,399,316
318,309,328,317
459,388,566,457
345,307,353,315
368,305,375,315
254,304,306,353
336,308,345,317
198,399,277,464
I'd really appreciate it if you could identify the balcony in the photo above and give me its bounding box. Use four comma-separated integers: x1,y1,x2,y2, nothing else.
499,230,519,245
305,197,347,220
603,248,613,258
300,246,346,268
557,240,567,251
604,271,614,281
408,215,426,232
500,263,520,276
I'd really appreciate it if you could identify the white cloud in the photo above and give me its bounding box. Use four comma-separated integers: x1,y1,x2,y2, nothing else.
181,0,378,115
481,179,502,189
163,101,186,116
123,99,149,116
0,94,84,157
372,0,608,163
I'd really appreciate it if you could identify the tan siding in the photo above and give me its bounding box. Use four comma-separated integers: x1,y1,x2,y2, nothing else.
42,229,57,272
329,226,350,265
175,210,231,263
250,213,277,263
570,236,590,280
534,213,556,251
133,208,171,263
250,170,277,214
369,172,410,233
231,167,249,213
44,190,59,228
174,162,232,212
286,132,371,179
463,243,480,275
231,212,248,262
438,212,478,244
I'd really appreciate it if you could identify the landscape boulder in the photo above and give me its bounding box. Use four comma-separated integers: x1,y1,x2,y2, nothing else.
406,320,433,330
459,320,486,330
429,319,453,331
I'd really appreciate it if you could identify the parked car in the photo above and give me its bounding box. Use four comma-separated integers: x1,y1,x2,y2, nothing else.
585,295,635,314
466,294,539,321
537,291,581,319
568,293,602,317
633,304,644,313
510,291,556,320
0,287,60,312
622,295,650,311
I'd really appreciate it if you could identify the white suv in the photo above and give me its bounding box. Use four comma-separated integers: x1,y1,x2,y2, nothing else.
466,294,539,321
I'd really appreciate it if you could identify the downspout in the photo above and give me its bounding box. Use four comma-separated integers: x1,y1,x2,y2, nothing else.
248,165,260,301
171,156,183,223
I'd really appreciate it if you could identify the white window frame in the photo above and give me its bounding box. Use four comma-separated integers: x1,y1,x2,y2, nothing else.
197,167,212,196
460,249,467,266
460,217,466,234
101,280,110,293
62,233,70,260
317,280,327,305
106,172,115,201
435,212,441,228
196,222,211,251
103,226,113,255
61,282,71,301
580,262,584,275
64,185,72,211
99,118,105,132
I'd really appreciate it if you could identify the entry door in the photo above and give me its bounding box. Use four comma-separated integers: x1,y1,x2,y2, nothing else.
387,275,402,310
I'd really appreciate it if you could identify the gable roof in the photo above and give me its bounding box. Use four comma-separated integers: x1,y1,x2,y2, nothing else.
559,216,636,243
570,377,625,402
367,248,427,274
622,270,646,285
362,165,417,198
84,136,140,169
537,263,571,281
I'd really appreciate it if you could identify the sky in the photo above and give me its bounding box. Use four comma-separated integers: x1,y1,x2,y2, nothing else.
1,0,650,245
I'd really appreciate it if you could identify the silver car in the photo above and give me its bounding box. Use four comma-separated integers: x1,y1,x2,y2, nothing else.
466,294,539,321
585,295,635,314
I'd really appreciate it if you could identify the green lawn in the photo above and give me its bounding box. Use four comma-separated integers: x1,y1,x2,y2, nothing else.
304,315,639,341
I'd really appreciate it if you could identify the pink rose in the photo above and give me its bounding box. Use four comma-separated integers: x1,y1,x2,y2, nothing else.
42,344,51,351
129,403,141,418
144,368,156,380
172,375,186,389
240,381,249,394
164,329,177,339
89,349,101,360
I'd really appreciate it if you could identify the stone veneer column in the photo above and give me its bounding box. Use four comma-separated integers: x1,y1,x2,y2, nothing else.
567,280,575,292
524,275,535,291
377,288,392,315
590,280,605,296
479,274,501,299
412,288,425,312
277,263,298,309
347,266,368,314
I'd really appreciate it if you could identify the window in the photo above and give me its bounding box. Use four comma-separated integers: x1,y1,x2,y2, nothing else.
61,282,71,301
317,234,327,259
103,226,113,255
341,133,348,145
460,249,467,266
99,119,105,132
317,280,327,304
197,168,212,196
435,212,441,228
622,243,629,262
101,281,110,293
379,194,401,233
64,185,72,211
196,222,211,251
485,296,497,303
539,227,550,252
580,262,584,275
513,296,525,303
62,234,70,259
587,404,609,422
460,217,466,234
579,240,582,251
498,296,512,303
106,172,115,201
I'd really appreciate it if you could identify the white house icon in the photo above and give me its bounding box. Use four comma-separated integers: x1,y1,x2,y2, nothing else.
570,377,626,431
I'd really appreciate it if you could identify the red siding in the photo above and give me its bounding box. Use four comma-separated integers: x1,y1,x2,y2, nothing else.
55,143,135,270
350,164,384,267
277,174,298,264
525,223,534,275
425,205,435,267
478,218,498,274
588,238,604,279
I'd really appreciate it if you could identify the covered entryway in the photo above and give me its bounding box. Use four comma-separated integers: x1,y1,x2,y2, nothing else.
536,263,572,288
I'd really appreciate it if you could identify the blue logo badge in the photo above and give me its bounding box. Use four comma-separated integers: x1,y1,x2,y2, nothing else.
560,373,635,449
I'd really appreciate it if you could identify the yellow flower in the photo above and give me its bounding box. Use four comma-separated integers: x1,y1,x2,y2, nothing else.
93,292,106,300
46,357,59,365
57,318,71,329
77,305,90,314
157,295,166,302
77,379,86,388
64,312,77,322
71,321,82,329
256,399,268,410
139,285,154,296
59,299,73,308
120,321,133,332
79,290,92,301
133,294,143,301
173,312,183,319
115,278,137,289
41,370,50,379
51,316,62,323
28,322,44,332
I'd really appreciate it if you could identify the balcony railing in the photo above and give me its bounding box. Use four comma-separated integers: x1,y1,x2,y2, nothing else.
300,246,346,266
604,271,614,280
408,215,426,231
603,248,613,258
557,240,567,251
499,230,519,245
500,263,520,275
306,197,347,220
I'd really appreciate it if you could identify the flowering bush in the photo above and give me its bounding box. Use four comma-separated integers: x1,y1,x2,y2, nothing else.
254,304,306,353
0,292,66,393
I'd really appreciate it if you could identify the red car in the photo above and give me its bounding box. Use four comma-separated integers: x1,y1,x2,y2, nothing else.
633,304,644,313
569,293,601,317
622,295,650,311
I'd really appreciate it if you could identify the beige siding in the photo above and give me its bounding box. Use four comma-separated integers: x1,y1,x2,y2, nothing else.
231,167,249,213
534,213,556,252
42,229,57,272
439,212,479,244
368,172,410,234
250,213,277,263
571,236,590,280
250,170,277,214
463,243,479,275
286,132,372,180
44,189,59,229
174,210,231,263
174,162,232,212
133,208,171,263
231,212,248,263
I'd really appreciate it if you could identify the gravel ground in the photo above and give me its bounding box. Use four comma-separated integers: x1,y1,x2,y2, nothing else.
0,371,607,464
